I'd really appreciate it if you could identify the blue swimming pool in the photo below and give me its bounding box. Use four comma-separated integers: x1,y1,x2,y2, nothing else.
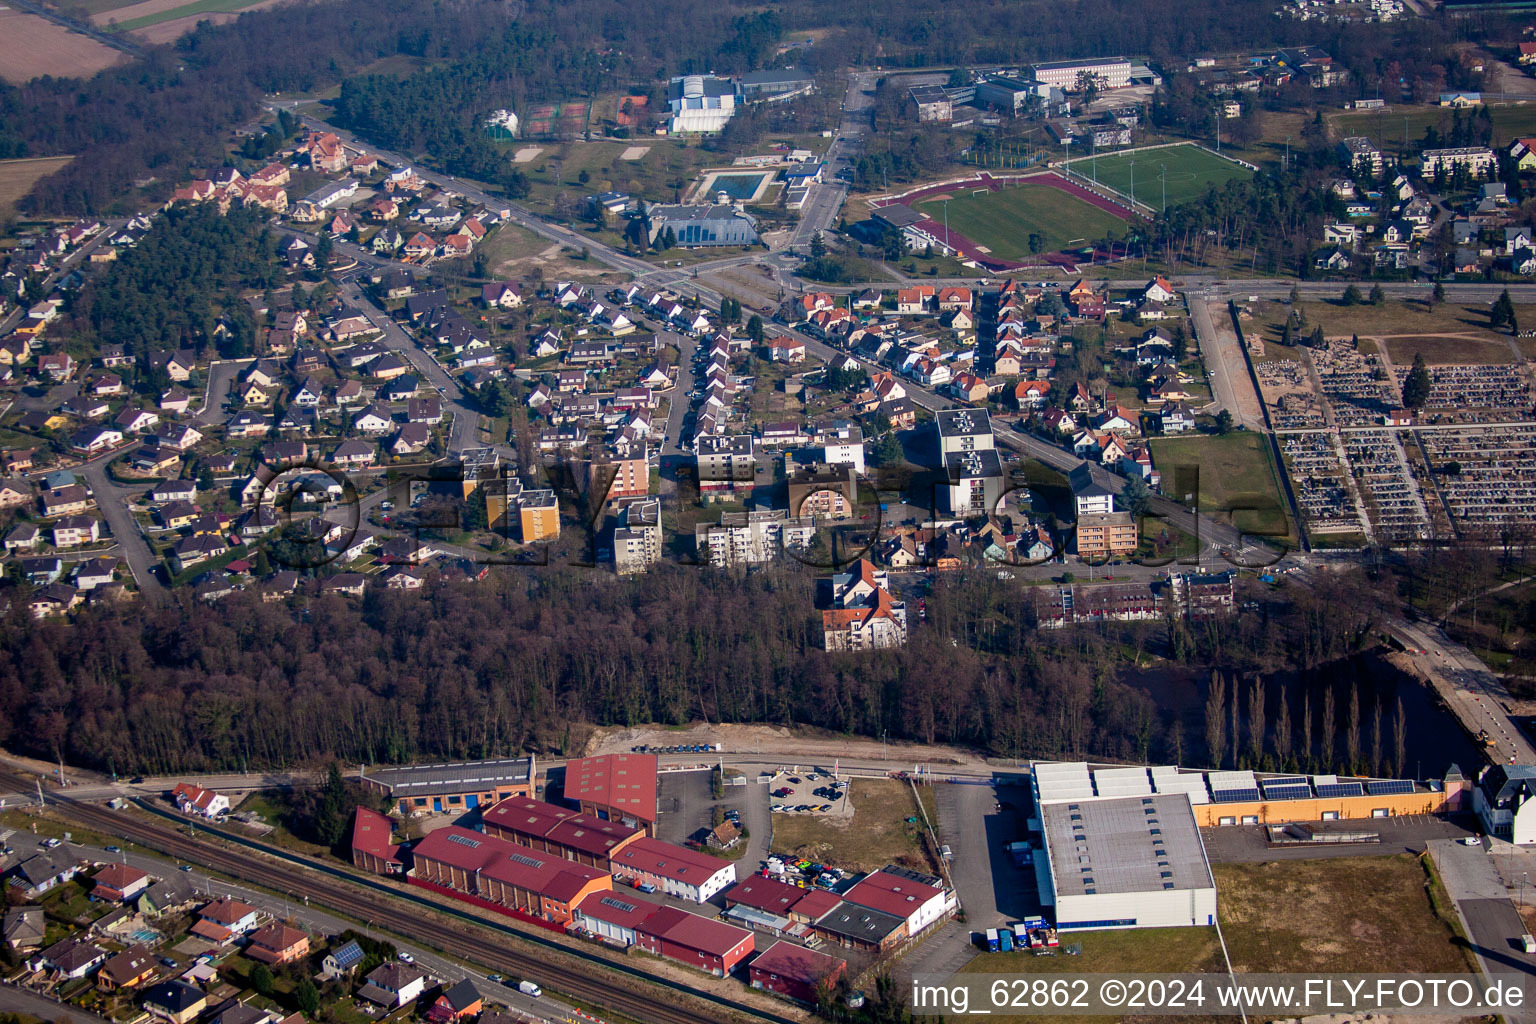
709,173,767,199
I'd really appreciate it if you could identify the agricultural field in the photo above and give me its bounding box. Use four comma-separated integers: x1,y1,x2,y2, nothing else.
1062,143,1253,209
87,0,283,39
0,9,128,83
1383,335,1518,365
0,156,74,217
912,183,1126,259
1147,432,1292,542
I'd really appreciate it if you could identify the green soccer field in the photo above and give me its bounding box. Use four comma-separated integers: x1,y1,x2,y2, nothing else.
1062,144,1253,209
912,182,1127,260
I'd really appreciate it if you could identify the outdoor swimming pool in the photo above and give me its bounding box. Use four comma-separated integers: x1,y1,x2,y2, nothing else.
704,172,768,200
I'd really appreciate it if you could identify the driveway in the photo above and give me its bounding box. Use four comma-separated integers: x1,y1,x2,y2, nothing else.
1428,837,1536,1020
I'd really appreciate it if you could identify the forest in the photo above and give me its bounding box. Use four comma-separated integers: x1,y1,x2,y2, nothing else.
0,559,1394,776
65,203,279,362
1,0,1512,217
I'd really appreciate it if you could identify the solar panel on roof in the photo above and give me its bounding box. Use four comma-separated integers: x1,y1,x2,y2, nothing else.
505,852,544,868
1260,783,1312,800
1263,776,1307,786
1366,779,1414,796
598,896,639,913
1315,782,1364,798
1211,788,1261,803
445,833,482,848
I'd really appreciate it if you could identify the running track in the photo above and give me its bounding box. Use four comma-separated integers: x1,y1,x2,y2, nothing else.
871,172,1137,272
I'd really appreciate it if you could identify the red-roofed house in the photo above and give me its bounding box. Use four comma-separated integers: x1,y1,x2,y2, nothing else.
410,825,611,925
481,796,643,867
171,783,229,819
351,807,403,875
634,905,755,976
841,867,950,938
748,939,847,1005
191,898,258,944
92,862,150,902
245,922,310,965
608,837,736,903
565,753,659,835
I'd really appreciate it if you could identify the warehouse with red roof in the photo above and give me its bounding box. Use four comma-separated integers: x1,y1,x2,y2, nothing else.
351,807,403,875
841,866,951,938
480,796,643,867
609,837,736,903
748,940,847,1005
411,825,612,925
722,875,807,917
635,905,755,976
572,889,658,947
565,753,659,834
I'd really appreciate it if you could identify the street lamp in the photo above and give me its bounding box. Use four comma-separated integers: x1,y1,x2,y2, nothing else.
1129,160,1135,206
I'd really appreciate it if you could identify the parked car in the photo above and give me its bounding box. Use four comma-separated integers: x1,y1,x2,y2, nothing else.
105,845,121,853
397,952,415,964
636,882,657,894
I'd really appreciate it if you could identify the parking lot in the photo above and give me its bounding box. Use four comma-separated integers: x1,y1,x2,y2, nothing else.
767,769,850,818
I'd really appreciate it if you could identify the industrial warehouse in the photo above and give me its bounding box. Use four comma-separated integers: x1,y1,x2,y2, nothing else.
1029,760,1467,932
361,757,535,815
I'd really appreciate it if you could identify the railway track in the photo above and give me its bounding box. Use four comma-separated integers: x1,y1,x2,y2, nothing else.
2,770,796,1024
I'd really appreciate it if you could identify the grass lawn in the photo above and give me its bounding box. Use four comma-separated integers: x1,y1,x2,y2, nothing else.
769,778,929,873
1147,432,1291,541
1288,298,1505,343
913,183,1126,259
1213,855,1473,973
1061,143,1253,208
0,156,73,217
956,927,1223,1024
109,0,270,31
511,139,716,209
1383,335,1517,365
1330,103,1536,157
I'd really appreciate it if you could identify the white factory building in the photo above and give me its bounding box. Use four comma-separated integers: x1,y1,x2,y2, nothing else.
1031,761,1218,931
668,75,738,133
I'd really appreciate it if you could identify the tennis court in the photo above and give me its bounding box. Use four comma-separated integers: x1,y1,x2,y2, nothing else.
1062,144,1253,209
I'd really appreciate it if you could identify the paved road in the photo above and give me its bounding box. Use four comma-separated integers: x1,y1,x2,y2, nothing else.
1189,293,1265,431
0,982,115,1024
1391,618,1536,766
73,447,162,592
334,273,483,452
1428,838,1536,1016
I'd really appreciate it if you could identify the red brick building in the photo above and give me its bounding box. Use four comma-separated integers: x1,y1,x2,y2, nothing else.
411,825,611,925
480,796,642,867
351,807,403,875
564,753,658,835
634,905,754,977
748,940,847,1004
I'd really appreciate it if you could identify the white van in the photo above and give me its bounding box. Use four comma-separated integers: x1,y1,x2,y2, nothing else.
518,980,542,998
